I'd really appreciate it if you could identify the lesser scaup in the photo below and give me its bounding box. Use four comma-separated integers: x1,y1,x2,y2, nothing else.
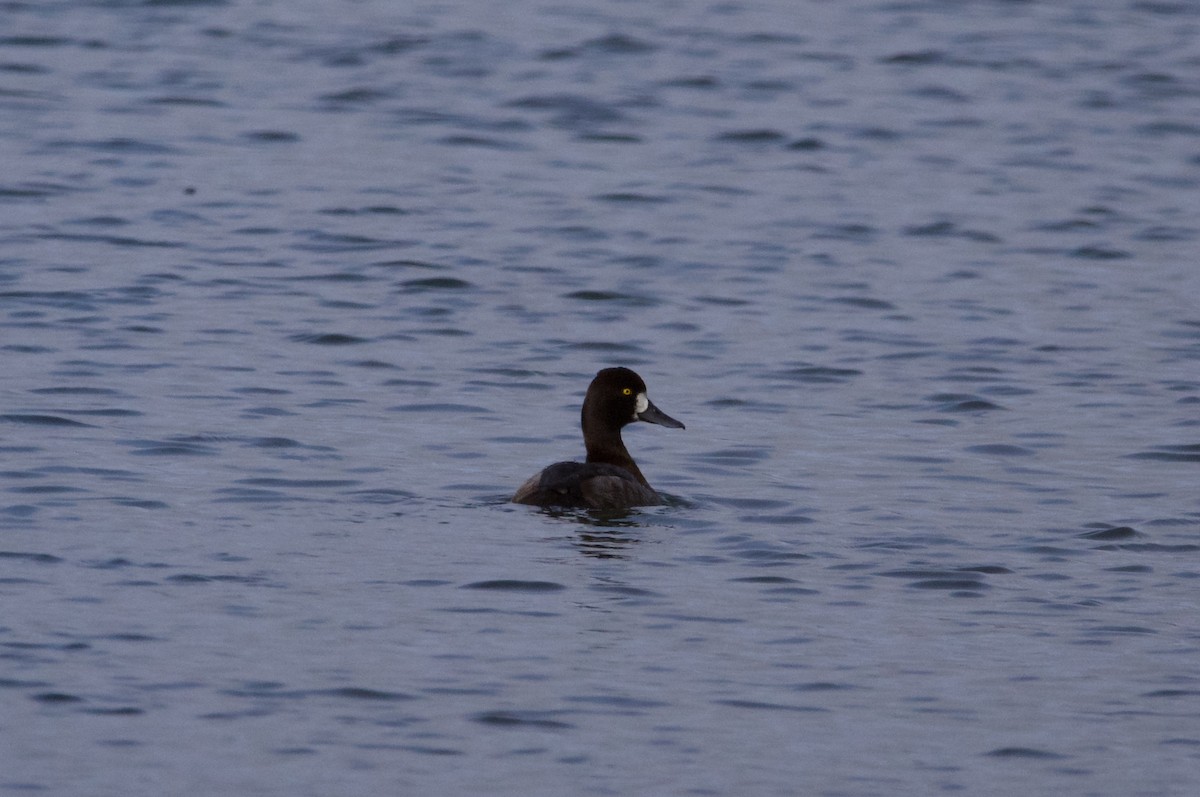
512,367,685,510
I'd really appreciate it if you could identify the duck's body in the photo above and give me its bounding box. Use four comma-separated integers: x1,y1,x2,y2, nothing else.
512,461,661,511
512,367,684,511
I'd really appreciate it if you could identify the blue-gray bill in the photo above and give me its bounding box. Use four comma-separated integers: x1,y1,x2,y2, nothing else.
638,401,684,429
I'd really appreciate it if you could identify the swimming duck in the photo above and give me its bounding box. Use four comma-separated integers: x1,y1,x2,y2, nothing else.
512,367,685,510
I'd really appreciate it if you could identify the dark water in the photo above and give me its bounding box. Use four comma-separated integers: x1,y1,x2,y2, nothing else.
2,0,1199,794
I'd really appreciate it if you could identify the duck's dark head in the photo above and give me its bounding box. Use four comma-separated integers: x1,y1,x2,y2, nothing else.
582,367,685,434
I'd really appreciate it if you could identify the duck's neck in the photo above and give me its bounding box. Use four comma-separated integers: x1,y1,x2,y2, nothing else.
584,424,649,486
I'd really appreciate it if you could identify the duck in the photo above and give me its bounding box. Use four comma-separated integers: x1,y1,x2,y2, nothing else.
512,367,685,510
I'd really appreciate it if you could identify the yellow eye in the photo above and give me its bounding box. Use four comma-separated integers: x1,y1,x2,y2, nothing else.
622,388,632,396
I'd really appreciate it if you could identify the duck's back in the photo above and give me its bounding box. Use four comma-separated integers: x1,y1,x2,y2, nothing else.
512,461,662,510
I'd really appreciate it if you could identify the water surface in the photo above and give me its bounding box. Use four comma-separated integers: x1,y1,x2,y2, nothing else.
2,1,1199,795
